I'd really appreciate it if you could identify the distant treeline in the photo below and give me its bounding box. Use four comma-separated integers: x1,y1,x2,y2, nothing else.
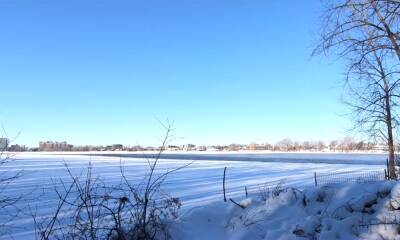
6,137,390,152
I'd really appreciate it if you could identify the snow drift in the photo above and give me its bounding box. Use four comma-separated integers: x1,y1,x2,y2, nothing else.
171,181,400,240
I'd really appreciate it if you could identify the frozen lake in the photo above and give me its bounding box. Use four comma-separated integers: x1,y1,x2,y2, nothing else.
90,152,389,165
0,152,388,239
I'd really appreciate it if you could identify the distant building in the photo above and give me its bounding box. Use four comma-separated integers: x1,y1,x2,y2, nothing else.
373,144,387,151
144,146,156,151
206,146,221,152
0,138,9,151
103,144,124,151
229,144,241,151
248,143,269,151
127,145,143,151
112,144,123,151
182,144,196,151
248,143,256,151
39,141,72,151
8,144,27,152
167,145,180,151
196,145,207,151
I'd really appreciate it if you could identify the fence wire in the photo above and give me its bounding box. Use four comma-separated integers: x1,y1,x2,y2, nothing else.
222,178,288,201
245,179,286,194
315,169,386,186
223,169,388,201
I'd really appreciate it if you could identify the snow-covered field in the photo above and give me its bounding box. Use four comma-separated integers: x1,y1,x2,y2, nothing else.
0,153,389,239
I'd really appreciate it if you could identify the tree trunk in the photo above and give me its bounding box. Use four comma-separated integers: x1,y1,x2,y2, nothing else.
384,83,397,179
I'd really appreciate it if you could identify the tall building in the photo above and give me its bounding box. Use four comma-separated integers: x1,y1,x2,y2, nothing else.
0,138,9,151
39,141,72,151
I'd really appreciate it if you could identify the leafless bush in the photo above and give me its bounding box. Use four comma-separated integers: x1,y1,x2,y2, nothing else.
34,122,191,240
33,161,112,239
258,179,286,201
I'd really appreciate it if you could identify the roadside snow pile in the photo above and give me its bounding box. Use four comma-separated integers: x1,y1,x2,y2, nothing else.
171,181,400,240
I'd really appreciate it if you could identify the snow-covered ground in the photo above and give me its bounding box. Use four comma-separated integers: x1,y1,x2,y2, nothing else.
0,153,390,239
172,181,400,240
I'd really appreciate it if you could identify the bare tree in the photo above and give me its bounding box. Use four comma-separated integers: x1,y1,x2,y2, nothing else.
344,50,400,176
314,0,400,178
0,130,22,236
275,138,294,152
314,0,400,62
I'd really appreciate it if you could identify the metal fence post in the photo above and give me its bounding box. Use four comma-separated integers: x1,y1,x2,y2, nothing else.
387,158,389,178
223,167,227,202
314,172,317,187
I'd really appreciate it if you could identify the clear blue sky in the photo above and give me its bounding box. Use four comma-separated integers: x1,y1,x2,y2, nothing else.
0,1,348,147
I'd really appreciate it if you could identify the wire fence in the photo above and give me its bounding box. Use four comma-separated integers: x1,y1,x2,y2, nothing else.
314,169,387,186
222,169,389,202
221,178,288,203
245,179,286,194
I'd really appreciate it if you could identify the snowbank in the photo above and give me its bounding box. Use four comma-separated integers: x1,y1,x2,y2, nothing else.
171,181,400,240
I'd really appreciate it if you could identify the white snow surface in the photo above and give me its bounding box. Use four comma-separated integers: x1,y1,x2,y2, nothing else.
0,153,391,239
171,181,400,240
